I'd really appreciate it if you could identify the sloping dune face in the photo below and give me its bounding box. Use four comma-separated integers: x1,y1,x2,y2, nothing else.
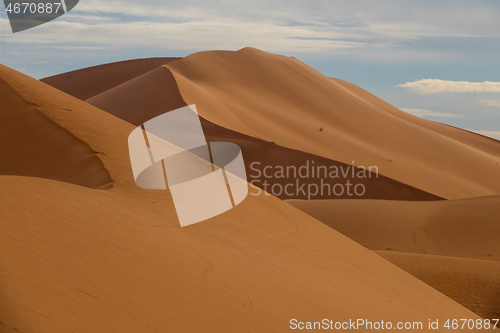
86,66,441,201
86,66,187,126
331,78,500,158
375,251,500,321
40,57,181,100
0,65,112,189
165,48,500,199
287,197,500,261
0,66,486,332
288,197,500,320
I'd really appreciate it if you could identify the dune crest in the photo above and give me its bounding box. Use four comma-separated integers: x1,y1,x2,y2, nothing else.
41,57,181,100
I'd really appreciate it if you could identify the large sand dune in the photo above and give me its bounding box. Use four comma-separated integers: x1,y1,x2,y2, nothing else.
43,48,500,199
332,77,500,158
1,175,485,333
164,48,500,199
0,59,488,332
86,65,442,201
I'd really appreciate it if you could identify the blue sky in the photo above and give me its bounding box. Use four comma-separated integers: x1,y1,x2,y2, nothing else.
1,0,499,138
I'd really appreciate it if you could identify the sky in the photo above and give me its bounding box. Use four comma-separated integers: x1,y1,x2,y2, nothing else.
1,0,499,139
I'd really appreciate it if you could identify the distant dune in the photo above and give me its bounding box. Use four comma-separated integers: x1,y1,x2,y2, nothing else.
165,48,500,199
41,57,181,100
1,47,498,332
85,65,442,201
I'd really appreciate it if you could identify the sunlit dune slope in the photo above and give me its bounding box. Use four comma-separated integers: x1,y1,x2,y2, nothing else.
164,48,500,199
0,65,485,332
332,78,500,157
86,66,441,201
40,57,181,100
0,65,112,189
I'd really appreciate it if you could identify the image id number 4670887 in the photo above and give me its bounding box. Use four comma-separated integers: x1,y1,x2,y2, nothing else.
6,2,63,14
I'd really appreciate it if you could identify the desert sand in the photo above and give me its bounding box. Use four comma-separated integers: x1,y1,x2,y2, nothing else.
0,77,112,189
376,251,500,321
287,197,500,261
287,197,500,319
1,47,498,332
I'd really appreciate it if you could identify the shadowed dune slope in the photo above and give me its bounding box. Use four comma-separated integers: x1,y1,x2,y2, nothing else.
40,57,181,100
0,65,486,332
86,66,186,126
376,251,500,321
164,48,500,199
287,197,500,262
0,65,112,189
87,66,441,201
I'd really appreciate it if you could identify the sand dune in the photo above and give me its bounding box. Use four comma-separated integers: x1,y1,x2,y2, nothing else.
0,65,112,189
376,251,500,321
41,58,181,100
288,197,500,319
86,66,442,201
1,176,484,333
0,62,487,332
43,48,500,199
332,78,500,157
287,196,500,262
164,48,500,199
40,50,500,324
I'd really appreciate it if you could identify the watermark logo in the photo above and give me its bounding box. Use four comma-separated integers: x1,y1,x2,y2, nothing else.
3,0,79,33
248,161,379,199
128,105,248,227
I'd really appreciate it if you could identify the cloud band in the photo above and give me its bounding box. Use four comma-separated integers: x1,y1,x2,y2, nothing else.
396,79,500,94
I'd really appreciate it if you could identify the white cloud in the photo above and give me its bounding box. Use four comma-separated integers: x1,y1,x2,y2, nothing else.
399,108,463,118
2,0,500,79
478,100,500,108
2,0,500,57
0,18,371,53
71,0,500,39
395,79,500,94
473,131,500,141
